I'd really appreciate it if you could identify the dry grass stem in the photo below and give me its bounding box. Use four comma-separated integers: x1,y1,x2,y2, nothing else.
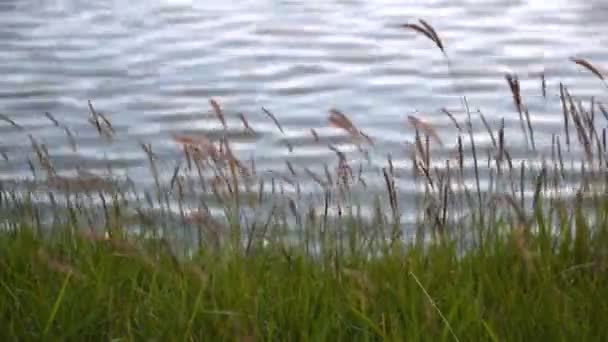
571,57,605,81
210,99,227,129
401,19,446,56
262,107,284,134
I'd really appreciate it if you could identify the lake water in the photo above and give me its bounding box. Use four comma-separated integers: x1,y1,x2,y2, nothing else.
0,0,607,220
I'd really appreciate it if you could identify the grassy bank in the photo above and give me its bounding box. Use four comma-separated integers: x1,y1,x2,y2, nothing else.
1,209,607,341
1,51,608,339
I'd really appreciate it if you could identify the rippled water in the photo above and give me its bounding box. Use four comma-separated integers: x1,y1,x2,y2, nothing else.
0,0,607,213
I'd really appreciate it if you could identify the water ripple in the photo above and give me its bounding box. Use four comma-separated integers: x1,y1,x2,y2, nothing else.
0,0,606,212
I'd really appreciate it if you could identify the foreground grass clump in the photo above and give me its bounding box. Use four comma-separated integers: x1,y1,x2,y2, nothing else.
2,215,608,341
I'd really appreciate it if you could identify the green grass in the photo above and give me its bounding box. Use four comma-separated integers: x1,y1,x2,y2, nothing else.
2,198,608,341
1,60,608,340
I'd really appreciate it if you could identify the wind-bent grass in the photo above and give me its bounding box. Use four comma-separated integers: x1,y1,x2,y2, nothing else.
1,49,608,339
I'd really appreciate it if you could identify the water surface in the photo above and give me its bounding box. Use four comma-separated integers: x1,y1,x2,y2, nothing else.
0,0,607,218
